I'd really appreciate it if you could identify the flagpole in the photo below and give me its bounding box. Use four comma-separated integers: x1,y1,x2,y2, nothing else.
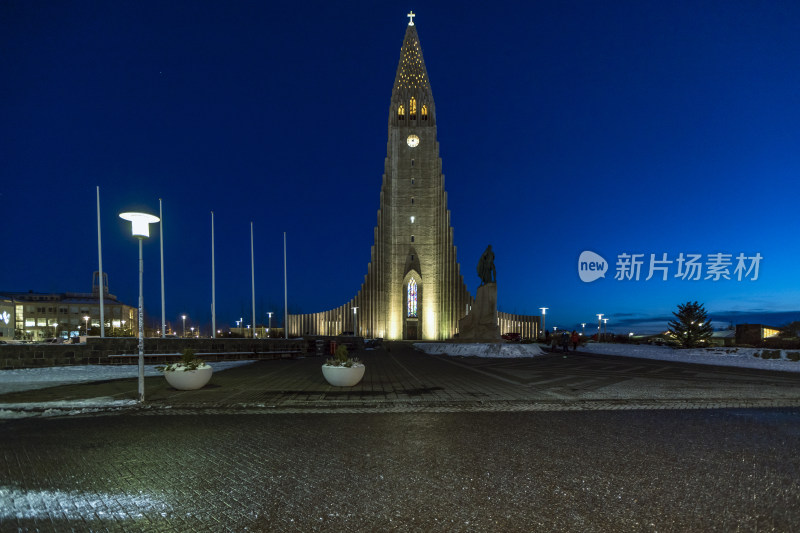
96,186,105,337
211,211,216,338
159,198,165,338
251,222,256,338
284,231,288,339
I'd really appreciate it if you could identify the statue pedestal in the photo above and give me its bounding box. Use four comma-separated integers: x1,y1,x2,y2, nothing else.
457,283,501,341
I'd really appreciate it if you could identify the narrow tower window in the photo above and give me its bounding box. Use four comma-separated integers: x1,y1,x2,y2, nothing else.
408,279,418,317
411,197,414,205
398,104,405,120
411,159,414,167
411,235,415,243
421,105,428,120
409,97,417,120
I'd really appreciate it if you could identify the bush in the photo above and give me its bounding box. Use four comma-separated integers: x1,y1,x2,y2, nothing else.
786,352,800,362
760,349,781,360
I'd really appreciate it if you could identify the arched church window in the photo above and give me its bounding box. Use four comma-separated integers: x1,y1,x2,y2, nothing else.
398,105,405,120
421,105,428,120
408,279,418,317
409,97,417,120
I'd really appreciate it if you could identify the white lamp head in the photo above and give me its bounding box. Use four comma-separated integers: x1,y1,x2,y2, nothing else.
119,212,160,238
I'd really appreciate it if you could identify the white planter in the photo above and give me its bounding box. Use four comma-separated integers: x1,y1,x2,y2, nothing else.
164,365,213,390
322,364,365,387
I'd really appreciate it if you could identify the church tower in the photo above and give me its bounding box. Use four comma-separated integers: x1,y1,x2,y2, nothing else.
286,14,492,340
368,12,473,340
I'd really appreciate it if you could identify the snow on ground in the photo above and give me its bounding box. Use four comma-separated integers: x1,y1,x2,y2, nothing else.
580,343,800,373
414,343,545,357
0,361,256,420
0,360,256,395
0,486,171,520
416,341,800,373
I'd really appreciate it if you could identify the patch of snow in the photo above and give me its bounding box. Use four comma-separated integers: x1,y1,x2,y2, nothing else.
414,343,545,358
0,485,171,520
580,343,800,373
0,398,139,419
0,360,256,394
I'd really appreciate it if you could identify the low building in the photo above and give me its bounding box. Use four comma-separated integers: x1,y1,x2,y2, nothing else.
735,324,781,346
0,272,137,341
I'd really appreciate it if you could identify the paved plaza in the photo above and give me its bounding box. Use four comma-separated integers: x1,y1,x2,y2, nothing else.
2,343,800,531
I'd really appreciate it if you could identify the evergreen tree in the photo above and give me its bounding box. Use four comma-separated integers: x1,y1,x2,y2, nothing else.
668,301,713,348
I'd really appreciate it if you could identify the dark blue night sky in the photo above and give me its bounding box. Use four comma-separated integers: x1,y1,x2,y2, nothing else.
2,0,799,334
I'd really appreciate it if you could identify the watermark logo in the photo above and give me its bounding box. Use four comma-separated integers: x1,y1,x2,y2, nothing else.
578,251,763,282
578,251,608,283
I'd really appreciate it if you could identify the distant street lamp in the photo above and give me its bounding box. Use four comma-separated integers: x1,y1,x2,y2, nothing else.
539,308,548,340
581,323,586,336
603,318,609,342
182,315,187,338
83,315,90,336
597,314,603,341
267,312,273,338
190,326,195,338
53,322,58,340
121,319,126,336
352,307,358,337
119,210,160,403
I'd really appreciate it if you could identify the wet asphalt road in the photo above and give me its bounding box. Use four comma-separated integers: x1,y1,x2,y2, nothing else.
2,408,799,532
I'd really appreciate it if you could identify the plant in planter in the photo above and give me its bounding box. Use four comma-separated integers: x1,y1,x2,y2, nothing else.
322,344,365,387
158,348,213,390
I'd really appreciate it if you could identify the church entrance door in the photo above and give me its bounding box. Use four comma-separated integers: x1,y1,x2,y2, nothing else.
406,319,419,340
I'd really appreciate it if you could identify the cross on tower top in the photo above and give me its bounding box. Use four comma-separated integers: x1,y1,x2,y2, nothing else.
407,11,415,26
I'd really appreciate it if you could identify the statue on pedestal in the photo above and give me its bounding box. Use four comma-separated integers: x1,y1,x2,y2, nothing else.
477,245,496,286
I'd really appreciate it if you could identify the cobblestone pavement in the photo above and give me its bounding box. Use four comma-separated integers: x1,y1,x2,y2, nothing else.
3,343,800,531
2,408,799,531
2,342,800,414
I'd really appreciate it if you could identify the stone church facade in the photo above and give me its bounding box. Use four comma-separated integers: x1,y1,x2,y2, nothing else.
287,16,539,341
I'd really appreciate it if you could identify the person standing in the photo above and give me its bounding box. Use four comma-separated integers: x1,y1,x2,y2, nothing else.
571,330,580,351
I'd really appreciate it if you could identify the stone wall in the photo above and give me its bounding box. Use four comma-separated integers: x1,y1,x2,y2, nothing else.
0,337,326,369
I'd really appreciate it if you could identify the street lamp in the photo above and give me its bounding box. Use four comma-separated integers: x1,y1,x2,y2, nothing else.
53,322,58,340
352,306,358,337
119,210,160,403
181,315,187,338
121,319,126,336
581,323,586,336
83,315,90,336
539,307,548,340
603,318,609,342
267,311,273,338
190,326,195,338
596,314,603,342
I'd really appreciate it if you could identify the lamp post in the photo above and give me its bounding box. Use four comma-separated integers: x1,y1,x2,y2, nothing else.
267,311,273,338
539,308,548,340
352,306,358,337
121,319,126,336
603,318,609,342
119,211,160,403
83,316,90,336
53,322,58,340
581,323,586,336
596,314,603,342
190,326,195,338
181,315,187,338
